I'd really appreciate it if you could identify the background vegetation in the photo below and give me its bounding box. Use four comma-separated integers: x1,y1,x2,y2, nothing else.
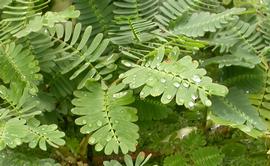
0,0,270,165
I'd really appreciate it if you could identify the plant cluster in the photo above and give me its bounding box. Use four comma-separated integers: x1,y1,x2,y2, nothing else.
0,0,270,165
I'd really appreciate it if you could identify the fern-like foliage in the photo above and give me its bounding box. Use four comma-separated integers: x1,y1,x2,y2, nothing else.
163,154,187,166
0,42,42,94
24,118,65,151
222,66,265,93
0,80,65,151
0,0,50,42
109,0,159,44
74,0,113,36
155,0,222,29
172,8,245,37
249,61,270,127
72,82,139,154
191,147,224,166
45,21,115,88
120,33,207,62
103,152,151,166
258,2,270,46
211,21,265,54
1,0,270,164
18,31,56,73
203,48,261,68
134,97,172,121
210,88,268,137
0,149,60,166
120,46,228,108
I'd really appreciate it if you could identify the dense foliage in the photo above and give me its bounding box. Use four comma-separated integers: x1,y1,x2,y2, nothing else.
1,0,270,165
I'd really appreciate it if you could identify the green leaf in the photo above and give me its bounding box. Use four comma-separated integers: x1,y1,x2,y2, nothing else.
0,149,60,166
0,42,42,95
0,0,12,9
191,147,224,166
164,154,187,166
0,83,42,120
45,22,115,87
120,48,228,108
44,6,80,28
0,118,28,150
155,0,222,29
14,16,43,38
210,88,268,134
203,48,261,68
134,98,172,121
103,152,151,166
72,82,139,154
24,119,65,151
173,8,245,37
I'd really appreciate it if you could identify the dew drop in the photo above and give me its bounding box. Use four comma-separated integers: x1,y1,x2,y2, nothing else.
82,120,87,124
183,82,189,88
15,139,21,145
130,83,135,88
96,120,102,127
113,92,127,98
147,77,153,82
246,91,249,94
178,98,184,104
95,143,104,151
89,137,96,144
123,61,132,67
166,95,172,100
191,95,198,100
21,75,26,80
41,128,45,131
106,136,112,142
188,101,195,108
173,82,180,88
192,75,201,83
160,78,166,83
119,74,125,78
205,100,212,106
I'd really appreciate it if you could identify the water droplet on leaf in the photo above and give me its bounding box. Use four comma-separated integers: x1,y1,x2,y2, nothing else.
183,82,189,88
192,75,201,83
205,100,212,106
123,61,132,67
188,101,195,108
119,74,125,78
106,136,112,141
173,82,180,88
160,78,166,83
82,120,87,124
191,95,198,100
96,120,102,127
89,137,96,144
